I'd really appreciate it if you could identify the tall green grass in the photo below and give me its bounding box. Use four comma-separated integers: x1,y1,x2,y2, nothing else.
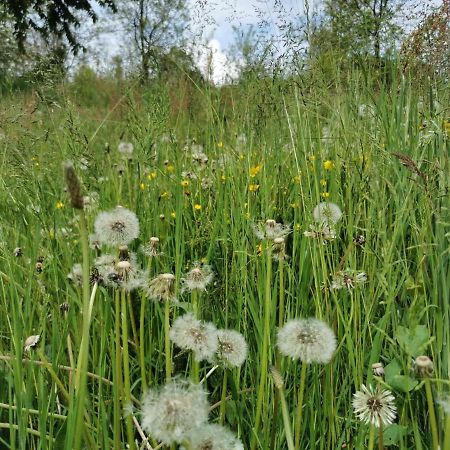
0,68,448,449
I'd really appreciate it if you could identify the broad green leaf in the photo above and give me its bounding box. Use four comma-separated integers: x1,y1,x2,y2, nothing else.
396,325,430,356
382,424,409,446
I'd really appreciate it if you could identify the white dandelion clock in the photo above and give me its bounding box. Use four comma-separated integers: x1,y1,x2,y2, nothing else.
146,273,177,302
331,270,367,290
312,202,342,225
213,329,248,368
67,263,83,285
94,206,139,246
141,379,209,445
277,318,336,364
118,142,134,156
181,262,214,293
170,313,218,362
183,423,244,450
353,384,397,427
24,335,40,352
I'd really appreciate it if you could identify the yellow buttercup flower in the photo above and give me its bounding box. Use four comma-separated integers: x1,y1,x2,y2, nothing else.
170,212,176,219
320,179,327,186
248,184,260,192
140,183,146,191
56,201,64,209
181,180,190,187
166,165,175,173
194,204,202,211
217,141,223,148
249,164,262,178
147,172,157,180
292,176,301,184
321,192,330,198
323,160,334,170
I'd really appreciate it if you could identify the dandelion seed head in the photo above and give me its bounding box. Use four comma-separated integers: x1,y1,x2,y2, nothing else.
331,270,367,290
141,379,208,445
170,313,218,362
312,202,342,225
141,236,163,258
24,335,40,352
303,223,336,242
182,423,244,450
252,220,291,241
118,142,134,156
414,355,434,377
353,384,397,427
277,318,336,364
67,263,83,285
212,329,248,368
372,362,385,377
146,273,177,302
181,262,214,293
94,206,139,246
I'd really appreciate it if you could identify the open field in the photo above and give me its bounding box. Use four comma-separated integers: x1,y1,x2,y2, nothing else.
0,72,449,449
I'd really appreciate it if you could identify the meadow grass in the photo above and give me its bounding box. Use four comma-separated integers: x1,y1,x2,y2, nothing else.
0,68,449,449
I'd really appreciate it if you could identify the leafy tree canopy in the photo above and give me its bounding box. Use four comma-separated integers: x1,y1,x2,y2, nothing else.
3,0,116,53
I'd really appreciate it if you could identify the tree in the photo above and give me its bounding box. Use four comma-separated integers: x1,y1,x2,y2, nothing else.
324,0,403,62
116,0,189,82
2,0,116,53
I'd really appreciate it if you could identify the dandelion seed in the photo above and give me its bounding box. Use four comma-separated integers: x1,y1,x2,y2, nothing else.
24,335,40,352
372,362,385,377
181,262,213,293
67,263,83,285
182,423,244,450
146,273,177,302
303,223,336,242
170,313,218,362
413,355,434,377
94,206,139,246
212,329,248,368
141,237,163,258
141,379,209,445
277,318,336,364
252,219,291,241
331,270,367,290
353,384,397,428
313,202,342,225
118,142,133,156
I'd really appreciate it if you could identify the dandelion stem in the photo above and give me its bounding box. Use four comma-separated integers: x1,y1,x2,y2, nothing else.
378,420,384,450
139,293,147,392
424,378,439,449
368,425,375,450
251,245,273,450
122,290,136,450
444,412,450,450
294,361,308,450
164,300,172,382
114,290,123,450
219,369,228,424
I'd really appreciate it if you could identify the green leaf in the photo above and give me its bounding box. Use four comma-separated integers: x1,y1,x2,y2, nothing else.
396,325,430,356
382,424,409,446
385,359,418,392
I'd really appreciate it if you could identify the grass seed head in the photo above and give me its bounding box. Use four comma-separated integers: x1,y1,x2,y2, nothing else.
63,161,84,209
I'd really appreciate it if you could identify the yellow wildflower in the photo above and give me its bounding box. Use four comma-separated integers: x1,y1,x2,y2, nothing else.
220,175,226,181
160,191,169,199
239,154,245,160
248,184,260,192
323,160,334,170
292,175,301,184
320,179,327,186
309,154,316,161
249,164,262,178
140,183,146,191
194,204,202,211
56,201,64,209
147,172,157,180
180,180,190,187
256,244,263,256
166,165,175,173
321,192,330,198
170,212,176,219
295,223,301,232
217,141,223,148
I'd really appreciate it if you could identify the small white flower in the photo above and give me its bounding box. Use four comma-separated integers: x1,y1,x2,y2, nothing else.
277,318,336,364
170,313,218,362
353,384,397,427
